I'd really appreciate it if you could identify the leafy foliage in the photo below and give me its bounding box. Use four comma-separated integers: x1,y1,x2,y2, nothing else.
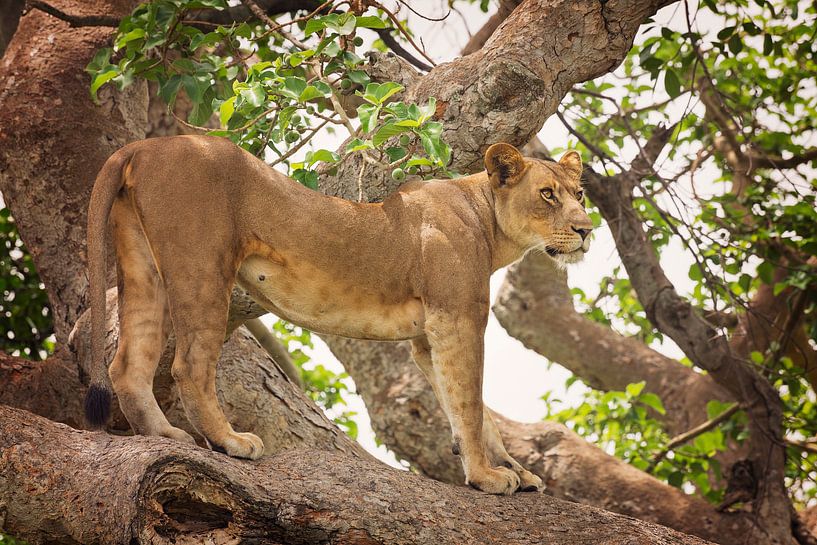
0,208,53,360
87,1,452,185
544,380,745,502
556,0,817,506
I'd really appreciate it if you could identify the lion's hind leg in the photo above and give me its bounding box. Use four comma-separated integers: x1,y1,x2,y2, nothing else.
162,265,264,460
108,200,195,444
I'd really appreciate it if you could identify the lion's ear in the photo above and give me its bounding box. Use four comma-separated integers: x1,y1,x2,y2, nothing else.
558,150,583,180
484,143,526,187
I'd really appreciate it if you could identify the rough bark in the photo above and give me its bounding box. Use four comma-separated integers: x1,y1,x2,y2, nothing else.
493,252,734,435
0,405,715,545
0,2,146,341
460,0,524,56
325,336,759,545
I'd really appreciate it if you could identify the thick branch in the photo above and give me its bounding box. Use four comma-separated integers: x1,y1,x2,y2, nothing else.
460,0,523,56
0,406,714,545
324,0,678,201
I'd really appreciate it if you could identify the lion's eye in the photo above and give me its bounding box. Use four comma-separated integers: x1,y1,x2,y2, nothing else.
540,188,555,201
576,190,584,201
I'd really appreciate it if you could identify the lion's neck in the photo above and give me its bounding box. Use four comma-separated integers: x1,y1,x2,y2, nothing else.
456,174,534,272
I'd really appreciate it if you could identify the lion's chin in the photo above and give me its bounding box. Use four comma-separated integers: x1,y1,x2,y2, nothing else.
549,248,586,268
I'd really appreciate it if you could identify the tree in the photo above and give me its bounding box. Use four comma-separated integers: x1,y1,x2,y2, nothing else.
0,0,815,544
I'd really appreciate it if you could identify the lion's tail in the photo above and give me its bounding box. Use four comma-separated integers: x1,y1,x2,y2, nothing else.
84,149,130,428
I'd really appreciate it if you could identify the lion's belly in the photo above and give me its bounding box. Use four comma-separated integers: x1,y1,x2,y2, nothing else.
236,255,424,341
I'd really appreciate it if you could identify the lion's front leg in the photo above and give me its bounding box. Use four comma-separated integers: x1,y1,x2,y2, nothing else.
422,310,520,495
482,407,544,492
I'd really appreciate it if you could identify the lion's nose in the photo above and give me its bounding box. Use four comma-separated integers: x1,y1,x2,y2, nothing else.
572,226,592,241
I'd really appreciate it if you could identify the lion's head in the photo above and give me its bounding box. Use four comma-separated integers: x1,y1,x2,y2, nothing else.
485,143,593,265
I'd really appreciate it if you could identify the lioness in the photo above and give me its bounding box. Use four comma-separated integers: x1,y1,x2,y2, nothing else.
84,136,592,495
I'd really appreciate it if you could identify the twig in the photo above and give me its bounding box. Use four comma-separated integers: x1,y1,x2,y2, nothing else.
370,0,436,68
556,109,623,171
786,438,817,456
396,0,450,22
647,403,742,473
373,27,432,71
242,0,310,50
356,157,367,202
268,118,331,168
25,0,118,27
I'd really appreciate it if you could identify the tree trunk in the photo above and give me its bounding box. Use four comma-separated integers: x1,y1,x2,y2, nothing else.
0,405,714,545
0,3,146,341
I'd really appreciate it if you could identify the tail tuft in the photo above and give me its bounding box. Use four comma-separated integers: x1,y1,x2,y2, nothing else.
84,384,112,428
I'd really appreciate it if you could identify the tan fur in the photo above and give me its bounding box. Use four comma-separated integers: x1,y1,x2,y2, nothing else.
86,136,592,494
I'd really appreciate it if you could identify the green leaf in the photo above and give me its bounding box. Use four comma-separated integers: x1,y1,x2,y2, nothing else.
687,263,703,281
240,81,265,107
716,26,736,40
299,85,326,102
355,15,388,29
307,149,340,166
728,34,743,54
357,103,379,134
90,68,119,100
292,168,319,190
664,69,681,98
757,261,775,284
219,96,236,125
347,70,370,85
373,122,409,146
115,28,145,50
639,393,666,415
374,82,403,103
763,34,773,55
157,74,183,103
188,98,214,126
625,381,646,398
283,76,307,99
336,13,357,36
346,138,373,152
304,17,327,36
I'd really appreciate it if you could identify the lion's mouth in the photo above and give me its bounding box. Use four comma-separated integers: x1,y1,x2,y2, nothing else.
545,247,559,257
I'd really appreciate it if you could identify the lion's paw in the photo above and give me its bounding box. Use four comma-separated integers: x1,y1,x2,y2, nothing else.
467,466,521,495
219,431,265,460
516,467,544,492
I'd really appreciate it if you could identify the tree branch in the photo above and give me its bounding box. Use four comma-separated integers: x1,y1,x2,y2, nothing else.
493,252,734,437
460,0,523,56
584,127,794,543
0,405,716,545
323,336,759,545
24,0,119,27
323,0,679,201
647,403,742,472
